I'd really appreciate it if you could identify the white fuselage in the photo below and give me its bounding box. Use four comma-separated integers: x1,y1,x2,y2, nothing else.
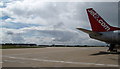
89,31,120,45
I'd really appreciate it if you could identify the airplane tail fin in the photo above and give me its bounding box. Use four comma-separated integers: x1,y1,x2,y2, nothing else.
86,8,120,32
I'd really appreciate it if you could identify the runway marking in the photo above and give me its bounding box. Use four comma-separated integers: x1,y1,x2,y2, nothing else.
3,55,118,67
3,60,24,63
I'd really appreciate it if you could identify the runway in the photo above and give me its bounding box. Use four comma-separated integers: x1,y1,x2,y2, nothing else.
2,47,119,67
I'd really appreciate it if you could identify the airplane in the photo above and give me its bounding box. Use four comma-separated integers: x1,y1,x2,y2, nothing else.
77,8,120,52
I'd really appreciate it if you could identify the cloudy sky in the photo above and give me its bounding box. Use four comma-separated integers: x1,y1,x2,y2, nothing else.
0,0,119,45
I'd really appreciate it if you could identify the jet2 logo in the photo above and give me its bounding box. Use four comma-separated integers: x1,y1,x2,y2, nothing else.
88,9,110,31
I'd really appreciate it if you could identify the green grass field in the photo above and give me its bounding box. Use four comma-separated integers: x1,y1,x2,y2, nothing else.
0,45,45,49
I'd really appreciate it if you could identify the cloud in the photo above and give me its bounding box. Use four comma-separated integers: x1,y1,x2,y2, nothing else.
2,1,118,27
1,24,106,45
1,0,117,45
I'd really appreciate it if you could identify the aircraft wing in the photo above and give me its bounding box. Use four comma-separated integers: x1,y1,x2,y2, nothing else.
76,28,102,36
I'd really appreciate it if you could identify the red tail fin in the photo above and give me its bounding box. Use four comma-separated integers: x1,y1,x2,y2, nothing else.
86,8,120,32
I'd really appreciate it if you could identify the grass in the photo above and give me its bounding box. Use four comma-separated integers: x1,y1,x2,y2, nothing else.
0,45,45,49
0,45,106,49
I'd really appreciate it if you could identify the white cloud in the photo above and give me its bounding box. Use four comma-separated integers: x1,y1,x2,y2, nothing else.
2,1,84,27
1,24,106,45
0,1,4,7
1,0,117,45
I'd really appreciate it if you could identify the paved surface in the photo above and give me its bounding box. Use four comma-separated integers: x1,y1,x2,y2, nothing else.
2,47,119,67
0,49,2,68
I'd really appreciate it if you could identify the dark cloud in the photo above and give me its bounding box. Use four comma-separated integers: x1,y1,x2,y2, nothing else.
6,31,14,35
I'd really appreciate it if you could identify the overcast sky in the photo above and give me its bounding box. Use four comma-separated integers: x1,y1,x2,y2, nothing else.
0,0,119,45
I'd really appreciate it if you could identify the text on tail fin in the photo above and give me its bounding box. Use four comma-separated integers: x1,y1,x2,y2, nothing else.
86,8,120,32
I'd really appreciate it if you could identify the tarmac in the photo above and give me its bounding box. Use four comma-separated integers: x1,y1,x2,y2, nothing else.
1,47,119,67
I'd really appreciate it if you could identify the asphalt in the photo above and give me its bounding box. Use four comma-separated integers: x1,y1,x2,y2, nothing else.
1,47,119,67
